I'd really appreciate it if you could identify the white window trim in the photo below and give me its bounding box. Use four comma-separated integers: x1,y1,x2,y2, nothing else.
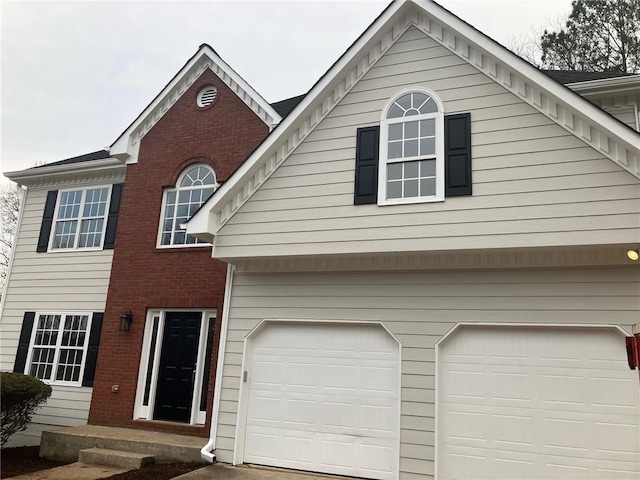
25,311,93,387
134,309,215,425
48,185,112,252
378,87,445,206
156,164,218,249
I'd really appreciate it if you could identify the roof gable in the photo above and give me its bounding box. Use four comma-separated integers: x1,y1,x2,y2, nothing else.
110,44,281,164
187,0,640,239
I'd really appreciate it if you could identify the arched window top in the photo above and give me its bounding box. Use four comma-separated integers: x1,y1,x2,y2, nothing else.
178,165,216,188
386,91,439,119
159,164,217,247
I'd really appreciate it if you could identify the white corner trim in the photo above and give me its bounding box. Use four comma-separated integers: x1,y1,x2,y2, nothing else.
111,45,282,165
187,0,640,240
202,263,235,463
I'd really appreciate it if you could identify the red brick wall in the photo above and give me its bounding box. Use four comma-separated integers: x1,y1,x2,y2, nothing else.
88,69,269,436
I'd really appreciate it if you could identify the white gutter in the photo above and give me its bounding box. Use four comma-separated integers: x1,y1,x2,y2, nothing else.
201,263,235,463
567,75,640,95
5,158,124,184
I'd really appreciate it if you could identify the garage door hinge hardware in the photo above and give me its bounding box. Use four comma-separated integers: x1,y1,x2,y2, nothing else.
243,371,248,382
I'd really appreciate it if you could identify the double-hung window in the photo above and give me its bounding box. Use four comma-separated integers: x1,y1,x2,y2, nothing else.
27,313,92,385
51,187,111,250
158,164,217,247
379,89,444,204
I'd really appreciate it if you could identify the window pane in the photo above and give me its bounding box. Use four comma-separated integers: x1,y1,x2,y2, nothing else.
420,159,436,177
388,141,402,159
83,188,108,217
387,104,404,119
420,138,435,156
53,221,77,249
388,163,402,181
389,124,402,141
420,178,436,196
420,119,435,137
396,94,412,110
405,161,419,178
422,97,438,114
405,179,419,197
58,191,82,219
405,139,418,158
412,93,429,110
404,121,418,139
79,218,104,248
387,181,402,199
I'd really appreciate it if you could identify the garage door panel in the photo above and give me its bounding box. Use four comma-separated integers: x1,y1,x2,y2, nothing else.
439,327,640,479
244,323,400,480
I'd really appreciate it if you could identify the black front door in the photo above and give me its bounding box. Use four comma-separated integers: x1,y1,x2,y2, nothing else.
154,312,201,422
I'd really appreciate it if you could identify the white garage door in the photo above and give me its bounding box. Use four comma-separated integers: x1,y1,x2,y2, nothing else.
439,326,640,480
243,322,400,480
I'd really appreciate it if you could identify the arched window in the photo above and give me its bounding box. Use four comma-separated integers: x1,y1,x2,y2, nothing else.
379,89,444,204
158,164,217,246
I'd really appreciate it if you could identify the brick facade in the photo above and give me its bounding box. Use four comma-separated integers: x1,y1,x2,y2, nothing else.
88,69,269,436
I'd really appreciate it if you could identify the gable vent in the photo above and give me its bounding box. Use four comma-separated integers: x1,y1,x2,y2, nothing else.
197,86,218,107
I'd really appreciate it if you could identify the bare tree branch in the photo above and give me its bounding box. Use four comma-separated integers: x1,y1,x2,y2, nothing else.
0,184,24,290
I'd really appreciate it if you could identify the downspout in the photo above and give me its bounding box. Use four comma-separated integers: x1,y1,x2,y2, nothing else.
201,262,235,462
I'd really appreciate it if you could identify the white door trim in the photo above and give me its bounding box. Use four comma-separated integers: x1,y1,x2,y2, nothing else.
133,308,216,425
434,322,633,480
233,318,402,480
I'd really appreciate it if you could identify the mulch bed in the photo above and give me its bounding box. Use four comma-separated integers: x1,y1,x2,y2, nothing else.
1,446,70,478
1,446,206,479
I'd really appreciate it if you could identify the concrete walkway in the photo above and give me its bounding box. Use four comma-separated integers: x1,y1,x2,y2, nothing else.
174,463,362,480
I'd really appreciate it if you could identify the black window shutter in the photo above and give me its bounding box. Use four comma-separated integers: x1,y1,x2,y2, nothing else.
354,126,380,205
37,191,58,252
103,184,123,249
444,113,472,197
82,313,103,387
14,312,36,373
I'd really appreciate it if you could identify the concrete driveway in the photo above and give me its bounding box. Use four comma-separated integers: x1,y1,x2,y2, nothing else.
174,464,362,480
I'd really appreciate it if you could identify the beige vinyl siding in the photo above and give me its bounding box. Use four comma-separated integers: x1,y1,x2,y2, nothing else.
214,27,640,259
215,266,640,479
0,178,121,445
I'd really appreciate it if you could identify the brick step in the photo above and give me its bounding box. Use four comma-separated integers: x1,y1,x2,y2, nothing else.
79,447,154,470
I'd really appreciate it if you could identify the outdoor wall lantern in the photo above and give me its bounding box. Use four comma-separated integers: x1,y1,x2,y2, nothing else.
119,310,134,332
627,249,639,261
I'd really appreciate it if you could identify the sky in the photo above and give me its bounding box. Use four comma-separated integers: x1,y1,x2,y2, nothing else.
1,0,573,183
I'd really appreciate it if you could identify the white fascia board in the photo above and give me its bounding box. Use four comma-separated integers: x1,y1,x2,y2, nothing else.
566,75,640,96
416,0,640,150
5,158,125,185
110,45,281,163
186,0,407,238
